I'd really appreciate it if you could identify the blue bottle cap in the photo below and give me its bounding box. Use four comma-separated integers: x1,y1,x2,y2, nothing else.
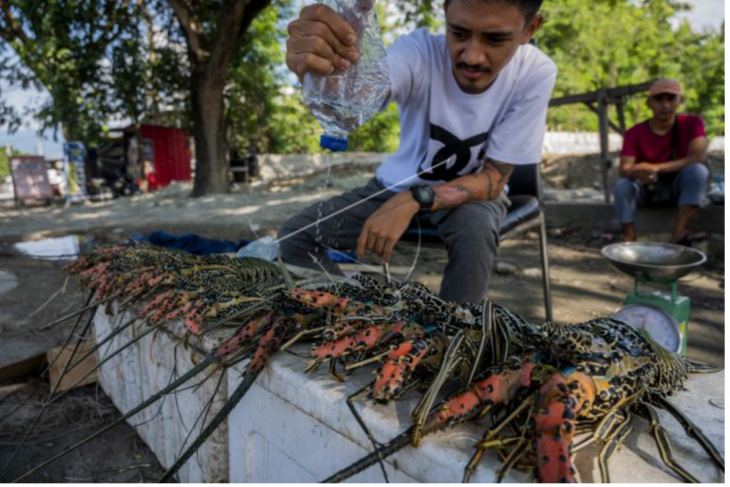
320,134,348,152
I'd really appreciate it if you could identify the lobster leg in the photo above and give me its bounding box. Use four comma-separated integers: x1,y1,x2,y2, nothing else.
345,384,390,483
654,395,724,472
323,358,541,484
496,436,530,483
329,359,345,382
635,402,700,483
597,412,633,483
463,396,536,483
573,409,626,453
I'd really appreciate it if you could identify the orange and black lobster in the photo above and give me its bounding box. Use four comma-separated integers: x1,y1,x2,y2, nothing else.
324,319,724,483
4,243,723,483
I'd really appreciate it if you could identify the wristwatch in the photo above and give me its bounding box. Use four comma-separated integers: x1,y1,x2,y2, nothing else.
411,185,435,212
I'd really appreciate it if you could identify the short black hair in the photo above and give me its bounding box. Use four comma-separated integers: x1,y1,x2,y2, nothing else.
444,0,544,24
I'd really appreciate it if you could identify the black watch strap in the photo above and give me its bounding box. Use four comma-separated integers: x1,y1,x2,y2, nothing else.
411,185,435,212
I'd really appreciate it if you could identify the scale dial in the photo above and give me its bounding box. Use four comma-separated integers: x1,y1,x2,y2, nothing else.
611,304,682,353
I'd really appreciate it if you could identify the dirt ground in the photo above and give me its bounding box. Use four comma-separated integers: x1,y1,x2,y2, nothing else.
0,154,724,482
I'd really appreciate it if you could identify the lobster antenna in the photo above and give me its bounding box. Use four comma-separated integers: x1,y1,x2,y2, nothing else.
1,301,97,472
12,355,217,483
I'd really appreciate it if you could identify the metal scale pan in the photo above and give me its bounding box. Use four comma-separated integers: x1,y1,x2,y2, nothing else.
601,242,707,282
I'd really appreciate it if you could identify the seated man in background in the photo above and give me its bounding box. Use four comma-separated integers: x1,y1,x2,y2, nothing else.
612,79,708,244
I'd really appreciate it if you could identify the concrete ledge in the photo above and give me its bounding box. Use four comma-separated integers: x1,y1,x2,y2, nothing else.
94,306,230,483
229,348,724,483
94,307,725,483
545,202,724,234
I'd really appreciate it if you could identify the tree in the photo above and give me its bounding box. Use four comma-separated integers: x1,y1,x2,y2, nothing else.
534,0,724,136
225,4,321,155
164,0,273,196
0,0,145,143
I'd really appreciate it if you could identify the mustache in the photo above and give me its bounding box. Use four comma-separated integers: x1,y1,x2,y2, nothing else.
455,62,490,73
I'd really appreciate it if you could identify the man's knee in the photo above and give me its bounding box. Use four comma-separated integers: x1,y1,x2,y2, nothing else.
613,177,636,198
680,162,710,185
440,208,501,257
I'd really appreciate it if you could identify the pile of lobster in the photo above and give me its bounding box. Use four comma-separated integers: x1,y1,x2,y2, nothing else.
5,243,724,483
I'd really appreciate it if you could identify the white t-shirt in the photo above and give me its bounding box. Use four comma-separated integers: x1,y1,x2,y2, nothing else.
375,28,557,191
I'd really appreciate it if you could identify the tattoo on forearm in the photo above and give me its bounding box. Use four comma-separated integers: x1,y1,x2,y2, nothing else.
434,185,474,210
486,160,514,181
484,159,513,198
484,176,494,200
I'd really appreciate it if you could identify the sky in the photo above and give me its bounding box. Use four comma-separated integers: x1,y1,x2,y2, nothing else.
0,0,724,159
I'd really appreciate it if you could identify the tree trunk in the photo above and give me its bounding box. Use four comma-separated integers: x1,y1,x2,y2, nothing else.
190,68,229,197
168,0,272,197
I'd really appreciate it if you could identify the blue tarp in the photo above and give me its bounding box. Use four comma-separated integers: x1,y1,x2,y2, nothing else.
133,231,248,255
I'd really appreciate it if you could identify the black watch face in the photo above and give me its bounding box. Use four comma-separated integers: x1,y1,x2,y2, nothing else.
414,186,434,209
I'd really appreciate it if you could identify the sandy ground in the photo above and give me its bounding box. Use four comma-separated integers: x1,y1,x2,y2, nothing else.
0,155,724,481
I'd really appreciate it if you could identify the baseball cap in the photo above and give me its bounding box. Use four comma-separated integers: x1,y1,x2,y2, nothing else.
649,79,682,97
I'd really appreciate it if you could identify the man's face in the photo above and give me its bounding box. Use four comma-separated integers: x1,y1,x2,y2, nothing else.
445,0,542,94
647,93,682,122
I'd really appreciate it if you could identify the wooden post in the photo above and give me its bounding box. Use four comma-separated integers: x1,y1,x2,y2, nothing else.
616,98,627,134
598,90,611,204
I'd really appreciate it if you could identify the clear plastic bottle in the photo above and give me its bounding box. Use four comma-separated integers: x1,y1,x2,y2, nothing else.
236,236,279,261
709,174,724,204
302,0,391,152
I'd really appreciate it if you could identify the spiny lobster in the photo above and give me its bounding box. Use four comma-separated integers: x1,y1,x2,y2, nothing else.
4,243,724,484
324,319,724,483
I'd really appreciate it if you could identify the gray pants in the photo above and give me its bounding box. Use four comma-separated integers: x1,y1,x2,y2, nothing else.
612,163,709,224
278,178,509,303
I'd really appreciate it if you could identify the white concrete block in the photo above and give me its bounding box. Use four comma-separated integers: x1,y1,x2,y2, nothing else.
229,347,724,483
94,305,724,483
94,306,229,482
708,137,725,152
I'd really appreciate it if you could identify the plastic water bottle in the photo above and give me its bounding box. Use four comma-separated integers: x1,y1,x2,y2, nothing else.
236,236,279,261
709,174,724,204
302,0,391,152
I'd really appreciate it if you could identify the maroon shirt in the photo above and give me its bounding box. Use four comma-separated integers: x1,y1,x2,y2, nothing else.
621,115,706,164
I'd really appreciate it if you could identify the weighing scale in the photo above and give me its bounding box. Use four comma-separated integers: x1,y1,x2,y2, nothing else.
601,242,707,356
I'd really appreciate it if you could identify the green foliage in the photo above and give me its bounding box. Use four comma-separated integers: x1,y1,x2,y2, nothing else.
393,0,443,31
0,1,146,143
0,151,9,180
226,4,322,154
260,0,725,153
348,103,400,152
0,0,724,160
539,0,725,136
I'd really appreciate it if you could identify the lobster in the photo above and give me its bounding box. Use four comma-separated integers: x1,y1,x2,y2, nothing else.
323,319,724,483
4,244,724,484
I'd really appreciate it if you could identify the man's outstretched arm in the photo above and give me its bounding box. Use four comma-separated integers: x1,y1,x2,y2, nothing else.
356,158,514,263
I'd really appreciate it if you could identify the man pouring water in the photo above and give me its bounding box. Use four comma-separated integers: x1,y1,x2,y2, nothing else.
279,0,557,303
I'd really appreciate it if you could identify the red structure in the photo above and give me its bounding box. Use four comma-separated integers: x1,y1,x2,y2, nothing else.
138,125,192,189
